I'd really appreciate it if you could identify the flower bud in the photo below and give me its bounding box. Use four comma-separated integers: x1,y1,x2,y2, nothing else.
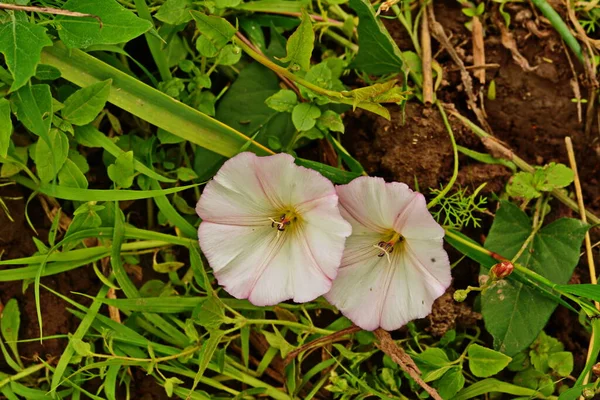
490,261,514,280
592,362,600,377
583,388,596,399
453,290,468,303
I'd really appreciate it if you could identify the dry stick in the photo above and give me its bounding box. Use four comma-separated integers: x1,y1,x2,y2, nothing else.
0,3,102,27
234,32,303,100
427,3,492,133
284,325,361,365
565,137,599,397
374,329,443,400
471,16,486,84
420,8,434,105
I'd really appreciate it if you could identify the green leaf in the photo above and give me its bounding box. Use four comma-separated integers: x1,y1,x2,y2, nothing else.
348,0,403,75
190,11,236,57
191,330,225,391
0,99,11,158
291,103,321,131
35,129,69,183
555,283,600,302
42,43,271,158
0,11,53,91
513,368,554,397
58,158,89,189
61,80,111,126
35,64,62,81
481,201,589,356
535,162,574,191
262,327,294,358
453,378,546,400
56,0,152,48
467,344,512,377
412,348,451,372
279,9,314,71
435,366,465,399
176,167,198,181
192,297,227,329
530,331,563,373
548,351,573,377
11,84,52,138
219,44,242,65
71,338,92,357
216,0,242,7
0,299,21,365
215,62,296,148
154,0,192,25
317,110,344,133
294,158,360,184
107,151,135,188
265,89,298,112
506,171,540,200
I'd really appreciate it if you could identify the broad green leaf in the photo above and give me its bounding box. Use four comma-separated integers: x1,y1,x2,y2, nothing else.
292,103,321,131
265,89,298,112
71,338,92,356
467,343,512,377
0,299,21,364
548,351,573,377
348,0,403,75
11,84,52,138
435,366,465,399
481,201,588,356
56,0,152,48
262,327,294,358
412,348,451,371
317,110,344,133
35,129,69,183
154,0,193,25
58,158,89,189
107,151,135,188
279,9,314,71
191,330,225,390
529,331,563,373
192,297,228,329
0,11,52,91
218,44,242,65
61,80,111,126
0,99,11,158
216,62,296,148
506,171,540,200
555,283,600,302
513,368,554,397
176,167,198,181
190,11,236,57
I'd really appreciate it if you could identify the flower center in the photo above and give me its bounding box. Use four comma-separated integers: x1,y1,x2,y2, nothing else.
269,210,299,233
374,231,404,262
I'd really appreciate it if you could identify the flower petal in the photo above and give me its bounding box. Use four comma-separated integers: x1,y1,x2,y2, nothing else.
198,222,280,300
196,152,275,225
379,242,451,330
393,193,444,240
336,177,415,233
253,153,338,211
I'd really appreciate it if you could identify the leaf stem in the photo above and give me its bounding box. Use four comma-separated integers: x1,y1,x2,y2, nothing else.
427,102,458,209
0,361,47,389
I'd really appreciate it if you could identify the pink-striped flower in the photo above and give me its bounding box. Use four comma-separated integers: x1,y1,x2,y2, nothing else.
196,152,352,306
325,177,451,331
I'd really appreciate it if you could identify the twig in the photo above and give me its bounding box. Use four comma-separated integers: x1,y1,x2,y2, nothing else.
565,137,599,399
0,4,103,27
234,32,303,100
492,12,535,72
374,329,443,400
427,4,492,133
563,42,583,123
471,16,486,84
421,8,433,105
284,326,361,365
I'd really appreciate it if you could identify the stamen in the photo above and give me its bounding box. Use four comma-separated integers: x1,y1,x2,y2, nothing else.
269,213,294,234
373,233,404,264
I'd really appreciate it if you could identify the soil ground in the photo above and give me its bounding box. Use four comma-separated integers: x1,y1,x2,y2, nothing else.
1,1,600,398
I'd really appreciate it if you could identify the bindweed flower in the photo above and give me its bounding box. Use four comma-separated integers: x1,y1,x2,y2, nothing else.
196,152,351,306
325,177,452,331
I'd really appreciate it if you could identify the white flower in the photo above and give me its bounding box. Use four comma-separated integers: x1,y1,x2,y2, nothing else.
325,177,451,331
196,152,352,306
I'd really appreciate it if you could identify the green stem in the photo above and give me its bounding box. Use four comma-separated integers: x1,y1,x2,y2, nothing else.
427,102,458,209
392,4,422,55
323,29,358,52
530,0,583,62
244,319,334,335
0,362,47,389
133,0,172,82
450,110,600,225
